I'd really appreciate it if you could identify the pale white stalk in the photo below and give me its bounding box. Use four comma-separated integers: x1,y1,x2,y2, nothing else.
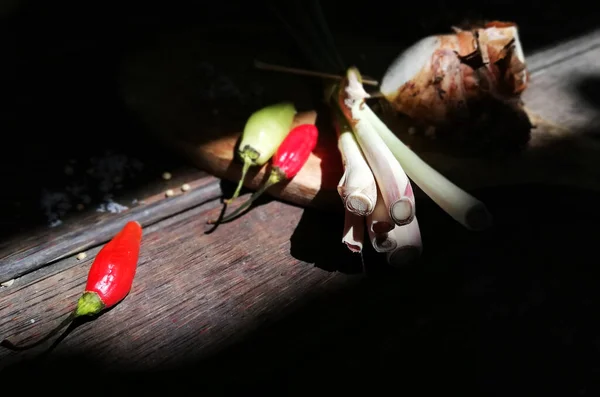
363,105,493,231
386,217,423,268
344,68,415,226
342,209,365,253
335,111,377,216
367,186,394,234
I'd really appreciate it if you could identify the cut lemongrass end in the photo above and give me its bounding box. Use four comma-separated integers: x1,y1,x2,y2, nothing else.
367,230,398,253
385,217,423,268
387,246,422,268
367,187,394,234
390,197,414,226
341,68,415,226
465,202,494,231
334,108,377,217
342,209,365,253
363,105,493,231
345,193,375,216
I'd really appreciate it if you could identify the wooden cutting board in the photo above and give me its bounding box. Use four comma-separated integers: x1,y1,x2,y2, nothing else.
120,28,600,212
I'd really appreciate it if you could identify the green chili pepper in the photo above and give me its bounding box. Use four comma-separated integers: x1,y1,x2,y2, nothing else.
226,102,297,203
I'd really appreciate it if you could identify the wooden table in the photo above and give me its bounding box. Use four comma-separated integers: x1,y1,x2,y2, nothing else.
1,20,600,395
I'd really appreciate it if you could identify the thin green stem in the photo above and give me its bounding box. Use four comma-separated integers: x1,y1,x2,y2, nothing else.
208,172,283,224
226,159,252,204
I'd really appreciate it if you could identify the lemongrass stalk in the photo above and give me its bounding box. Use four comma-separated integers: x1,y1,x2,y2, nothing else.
334,108,377,216
342,68,415,226
363,105,493,231
367,186,394,234
342,209,364,253
386,217,423,268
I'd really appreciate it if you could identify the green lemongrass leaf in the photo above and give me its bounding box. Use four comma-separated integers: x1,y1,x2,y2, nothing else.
363,105,493,231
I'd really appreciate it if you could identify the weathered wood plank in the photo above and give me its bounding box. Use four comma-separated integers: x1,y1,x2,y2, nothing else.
523,36,600,130
0,196,363,371
526,28,600,74
2,183,600,392
0,164,207,256
2,7,600,393
0,175,222,283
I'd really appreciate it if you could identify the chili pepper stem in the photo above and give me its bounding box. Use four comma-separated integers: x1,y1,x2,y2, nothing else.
0,312,75,351
208,171,283,225
75,291,106,317
0,291,106,351
226,147,260,204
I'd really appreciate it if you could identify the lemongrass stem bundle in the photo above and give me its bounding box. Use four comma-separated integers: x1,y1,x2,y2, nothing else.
342,209,365,253
343,68,415,226
367,186,394,234
334,108,377,216
363,105,493,231
386,217,423,267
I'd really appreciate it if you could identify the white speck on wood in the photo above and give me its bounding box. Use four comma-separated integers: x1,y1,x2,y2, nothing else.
96,199,129,214
49,219,63,228
1,279,15,287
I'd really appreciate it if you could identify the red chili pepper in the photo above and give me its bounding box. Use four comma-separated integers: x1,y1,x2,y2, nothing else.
208,123,319,224
1,221,143,351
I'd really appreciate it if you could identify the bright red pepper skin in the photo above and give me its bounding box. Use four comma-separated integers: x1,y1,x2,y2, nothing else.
75,221,143,317
208,123,319,225
86,221,142,307
0,221,144,351
271,123,319,179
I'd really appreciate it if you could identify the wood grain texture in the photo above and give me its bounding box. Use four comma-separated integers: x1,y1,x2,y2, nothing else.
122,28,600,213
0,174,222,283
0,197,362,371
3,179,600,391
1,31,599,390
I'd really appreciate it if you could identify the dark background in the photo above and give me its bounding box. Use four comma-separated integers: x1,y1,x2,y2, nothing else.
1,0,598,238
1,1,600,395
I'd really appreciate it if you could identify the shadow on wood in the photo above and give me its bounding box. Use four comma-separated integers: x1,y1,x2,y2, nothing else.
575,74,600,140
3,185,600,395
